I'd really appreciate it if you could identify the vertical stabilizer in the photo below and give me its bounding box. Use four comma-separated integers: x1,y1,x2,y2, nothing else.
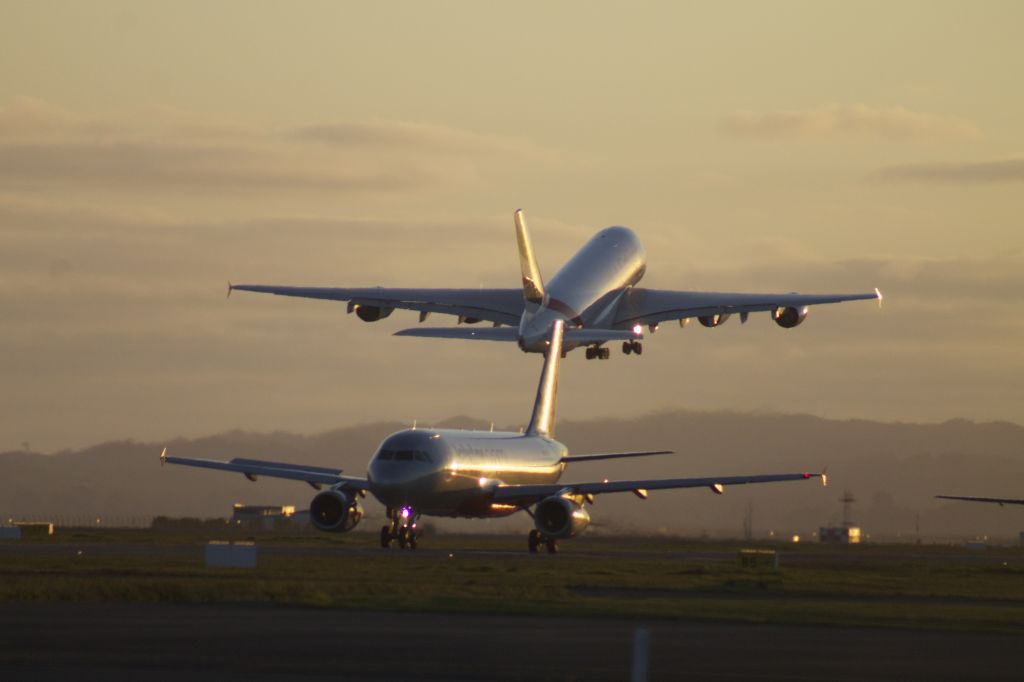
514,209,545,307
525,319,564,438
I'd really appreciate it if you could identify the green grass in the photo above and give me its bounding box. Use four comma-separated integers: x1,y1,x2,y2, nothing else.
3,528,1024,633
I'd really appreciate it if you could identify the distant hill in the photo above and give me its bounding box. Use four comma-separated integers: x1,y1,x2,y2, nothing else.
2,412,1022,542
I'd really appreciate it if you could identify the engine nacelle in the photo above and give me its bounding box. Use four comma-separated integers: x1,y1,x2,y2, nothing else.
309,490,363,533
772,306,809,329
534,496,591,539
354,305,394,322
698,313,731,328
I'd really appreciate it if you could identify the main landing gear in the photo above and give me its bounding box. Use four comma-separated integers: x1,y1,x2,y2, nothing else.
622,340,642,355
380,506,418,550
528,529,559,554
585,346,611,360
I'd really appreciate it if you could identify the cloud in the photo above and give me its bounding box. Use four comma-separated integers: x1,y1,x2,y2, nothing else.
0,141,427,192
871,158,1024,184
0,98,557,197
719,104,981,142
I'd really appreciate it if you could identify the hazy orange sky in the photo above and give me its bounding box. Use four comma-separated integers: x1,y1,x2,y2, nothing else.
2,2,1022,451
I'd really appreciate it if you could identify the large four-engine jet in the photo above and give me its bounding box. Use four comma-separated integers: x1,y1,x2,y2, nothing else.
163,320,825,552
229,210,882,359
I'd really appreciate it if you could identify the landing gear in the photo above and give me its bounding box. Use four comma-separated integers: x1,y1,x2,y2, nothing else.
585,346,611,360
381,506,419,550
527,529,559,554
622,340,642,355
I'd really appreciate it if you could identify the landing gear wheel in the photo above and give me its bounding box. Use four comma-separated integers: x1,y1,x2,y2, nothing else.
585,347,596,360
380,525,393,549
600,347,610,360
633,341,643,355
545,538,559,554
623,341,632,355
408,528,418,550
398,527,409,549
528,529,542,554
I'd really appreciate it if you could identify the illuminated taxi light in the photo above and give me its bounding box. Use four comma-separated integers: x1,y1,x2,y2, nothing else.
478,477,488,487
400,507,410,519
632,324,642,335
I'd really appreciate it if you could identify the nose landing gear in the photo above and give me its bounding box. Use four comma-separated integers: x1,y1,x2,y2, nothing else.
381,506,419,550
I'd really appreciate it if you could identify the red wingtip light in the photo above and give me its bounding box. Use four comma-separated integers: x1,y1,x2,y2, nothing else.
803,472,811,479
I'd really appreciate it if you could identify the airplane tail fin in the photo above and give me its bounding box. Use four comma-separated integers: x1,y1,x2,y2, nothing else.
525,319,564,438
514,209,545,308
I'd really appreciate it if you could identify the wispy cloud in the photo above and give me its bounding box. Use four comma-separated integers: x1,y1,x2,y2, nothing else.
872,158,1024,183
719,104,981,142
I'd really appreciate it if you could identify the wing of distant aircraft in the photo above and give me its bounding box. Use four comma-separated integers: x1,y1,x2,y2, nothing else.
493,471,825,506
613,289,882,329
160,448,369,491
229,285,524,326
935,495,1024,506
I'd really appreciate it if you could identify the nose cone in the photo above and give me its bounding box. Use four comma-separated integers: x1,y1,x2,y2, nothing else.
367,429,447,506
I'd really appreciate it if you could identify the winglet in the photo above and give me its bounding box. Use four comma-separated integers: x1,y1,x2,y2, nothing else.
160,447,167,465
821,467,828,487
227,282,233,299
514,210,545,306
525,319,564,438
875,287,883,309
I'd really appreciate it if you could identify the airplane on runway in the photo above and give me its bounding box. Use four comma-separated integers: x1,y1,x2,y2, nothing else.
163,320,826,553
228,210,881,359
936,495,1024,507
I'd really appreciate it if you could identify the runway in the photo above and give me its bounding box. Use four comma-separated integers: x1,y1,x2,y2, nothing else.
0,602,1018,681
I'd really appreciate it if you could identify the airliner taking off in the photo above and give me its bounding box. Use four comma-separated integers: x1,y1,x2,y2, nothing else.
228,210,881,359
163,320,825,552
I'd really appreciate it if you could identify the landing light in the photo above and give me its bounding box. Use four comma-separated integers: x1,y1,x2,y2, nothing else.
400,507,410,519
632,324,642,335
478,477,487,487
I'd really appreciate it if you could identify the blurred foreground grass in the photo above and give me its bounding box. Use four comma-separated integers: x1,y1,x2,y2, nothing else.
2,528,1023,633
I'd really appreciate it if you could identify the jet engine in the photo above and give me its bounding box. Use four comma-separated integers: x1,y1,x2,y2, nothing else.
354,305,394,322
772,306,809,329
698,313,731,328
309,490,364,533
534,496,591,539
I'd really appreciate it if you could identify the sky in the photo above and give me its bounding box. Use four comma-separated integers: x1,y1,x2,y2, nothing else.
1,1,1022,452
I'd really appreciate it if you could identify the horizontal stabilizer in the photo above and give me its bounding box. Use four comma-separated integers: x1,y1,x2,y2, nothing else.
394,327,519,341
561,450,672,463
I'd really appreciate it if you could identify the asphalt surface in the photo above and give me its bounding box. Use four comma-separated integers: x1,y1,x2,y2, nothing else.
0,602,1019,681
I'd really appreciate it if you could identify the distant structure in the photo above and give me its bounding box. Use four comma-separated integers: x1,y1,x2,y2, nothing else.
820,489,862,544
230,504,305,530
12,521,54,538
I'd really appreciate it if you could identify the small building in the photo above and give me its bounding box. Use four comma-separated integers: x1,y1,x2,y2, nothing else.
230,504,299,530
13,522,54,538
819,526,861,544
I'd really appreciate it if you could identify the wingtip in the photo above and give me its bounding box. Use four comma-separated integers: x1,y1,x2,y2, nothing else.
227,281,233,299
875,287,883,308
160,447,167,464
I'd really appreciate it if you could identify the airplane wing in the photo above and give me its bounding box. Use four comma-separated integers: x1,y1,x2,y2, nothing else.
160,449,369,491
935,495,1024,506
613,288,881,327
560,450,672,463
229,285,524,326
492,471,824,506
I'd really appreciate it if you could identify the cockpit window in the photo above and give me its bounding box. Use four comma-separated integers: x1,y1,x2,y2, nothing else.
378,450,394,460
395,450,415,461
414,451,430,462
